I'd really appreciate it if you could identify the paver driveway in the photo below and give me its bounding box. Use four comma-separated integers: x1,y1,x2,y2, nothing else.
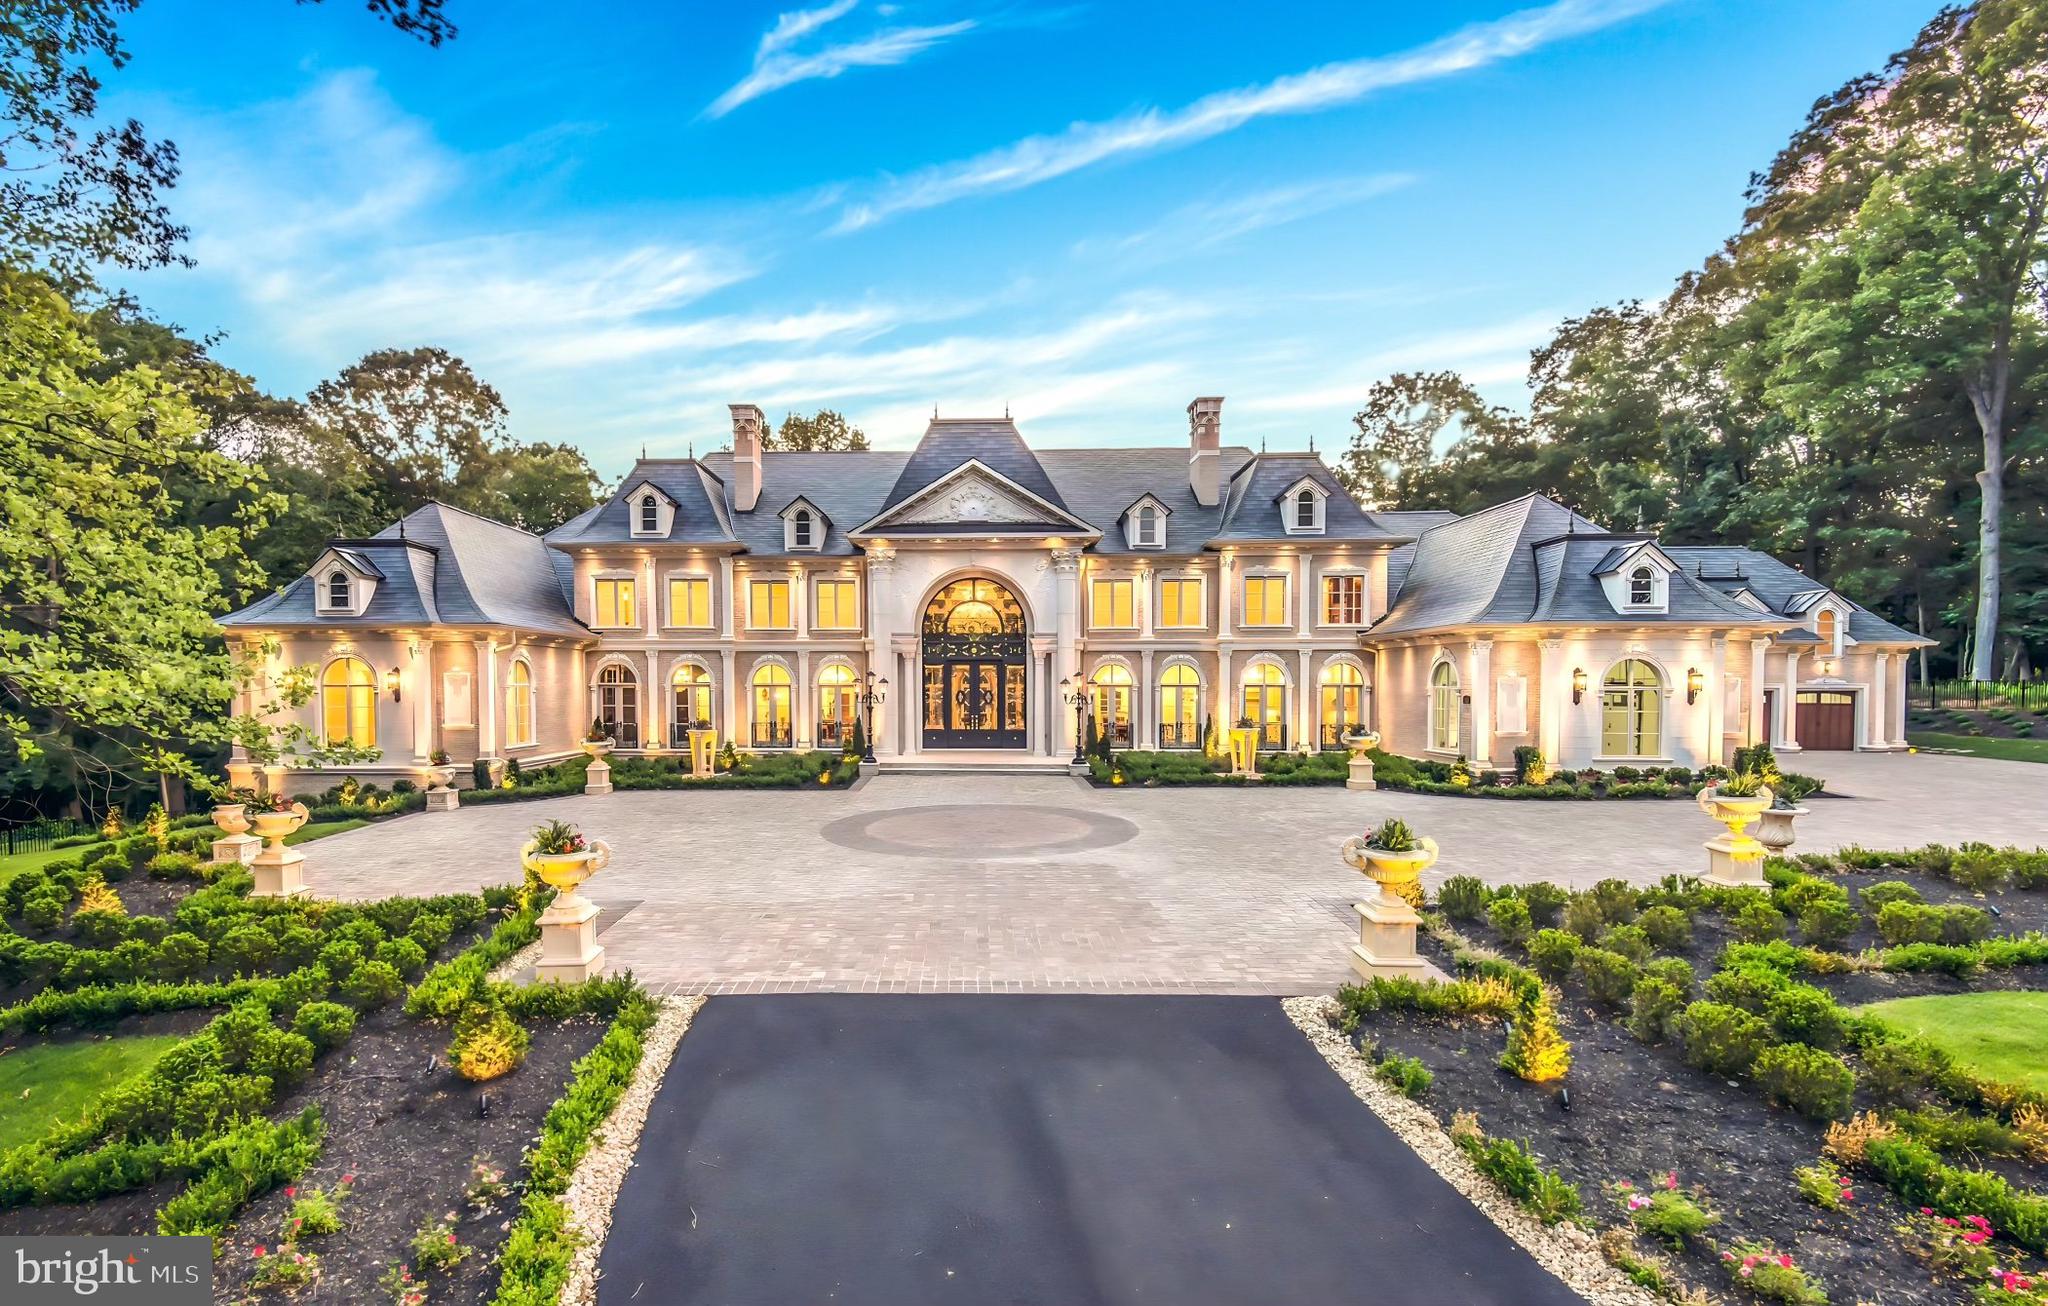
306,750,2041,993
597,995,1586,1306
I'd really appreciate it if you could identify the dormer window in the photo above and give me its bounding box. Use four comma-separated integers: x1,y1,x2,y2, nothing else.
1628,566,1655,606
793,509,814,548
626,483,675,538
1280,478,1326,535
1815,607,1841,656
780,497,827,551
1295,489,1316,529
1120,495,1170,550
325,570,351,610
1136,505,1160,546
638,494,659,534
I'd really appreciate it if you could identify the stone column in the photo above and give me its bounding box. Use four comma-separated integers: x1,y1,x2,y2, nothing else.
1869,652,1890,748
1216,647,1235,739
476,638,499,758
1778,649,1802,751
718,556,736,639
1749,637,1771,751
719,650,737,749
866,546,898,757
1469,638,1494,769
645,649,662,749
1893,656,1910,745
1296,551,1314,632
795,649,812,750
1537,638,1565,766
1707,636,1727,767
1052,548,1082,754
411,639,433,763
791,563,808,640
1297,648,1314,751
1139,648,1155,751
1137,562,1154,639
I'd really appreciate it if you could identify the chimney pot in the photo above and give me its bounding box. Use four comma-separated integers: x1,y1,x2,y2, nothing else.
730,403,765,511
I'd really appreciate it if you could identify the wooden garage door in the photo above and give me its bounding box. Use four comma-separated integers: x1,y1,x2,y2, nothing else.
1796,691,1855,751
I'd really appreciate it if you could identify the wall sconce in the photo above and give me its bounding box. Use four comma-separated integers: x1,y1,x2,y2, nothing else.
1686,667,1704,704
385,667,402,702
1571,667,1587,704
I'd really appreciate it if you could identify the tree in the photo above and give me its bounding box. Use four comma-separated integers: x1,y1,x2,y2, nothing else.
302,346,509,507
0,270,277,815
454,440,601,533
770,409,869,451
1737,0,2048,679
1340,371,1590,515
1,1,454,290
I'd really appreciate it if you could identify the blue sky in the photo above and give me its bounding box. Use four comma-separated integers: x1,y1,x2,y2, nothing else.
111,0,1934,477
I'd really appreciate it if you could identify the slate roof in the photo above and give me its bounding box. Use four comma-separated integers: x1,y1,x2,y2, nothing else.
1213,453,1410,544
221,503,588,636
546,460,739,548
881,419,1068,512
1373,494,1785,637
1664,546,1929,646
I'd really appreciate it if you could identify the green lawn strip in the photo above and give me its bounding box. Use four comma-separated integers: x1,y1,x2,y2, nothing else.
0,845,95,888
0,1034,185,1150
1856,992,2048,1093
283,819,369,846
1907,732,2048,764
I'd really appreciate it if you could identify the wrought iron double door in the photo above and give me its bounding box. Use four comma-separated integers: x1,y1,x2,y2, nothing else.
923,659,1027,749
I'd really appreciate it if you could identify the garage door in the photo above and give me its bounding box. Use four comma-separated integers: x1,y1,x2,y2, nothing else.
1796,691,1856,750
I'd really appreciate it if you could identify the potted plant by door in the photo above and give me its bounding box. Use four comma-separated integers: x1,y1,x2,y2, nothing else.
425,749,457,791
581,719,614,759
1754,772,1816,854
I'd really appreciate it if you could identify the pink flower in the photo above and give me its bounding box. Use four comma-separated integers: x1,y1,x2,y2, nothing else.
446,1234,457,1245
1721,1252,1735,1262
342,1173,356,1184
1742,1256,1758,1268
253,1246,266,1258
1842,1190,1855,1202
1664,1171,1678,1190
1778,1255,1793,1268
1922,1207,1935,1215
1964,1231,1989,1244
284,1187,295,1198
1739,1266,1753,1278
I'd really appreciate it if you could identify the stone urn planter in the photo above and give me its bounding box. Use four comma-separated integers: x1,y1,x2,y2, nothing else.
1342,730,1381,791
1339,819,1445,982
211,803,250,837
522,820,614,983
249,799,310,899
581,732,616,795
1755,805,1808,855
209,799,261,866
1697,780,1775,888
424,765,457,791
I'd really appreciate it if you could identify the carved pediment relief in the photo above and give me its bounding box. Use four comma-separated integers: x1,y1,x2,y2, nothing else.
896,471,1047,525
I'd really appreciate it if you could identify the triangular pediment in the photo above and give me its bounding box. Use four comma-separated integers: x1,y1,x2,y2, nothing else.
851,459,1096,536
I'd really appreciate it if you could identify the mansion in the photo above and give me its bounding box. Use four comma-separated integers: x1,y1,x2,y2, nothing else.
221,398,1928,784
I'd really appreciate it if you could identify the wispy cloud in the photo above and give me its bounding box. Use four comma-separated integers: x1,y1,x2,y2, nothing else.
706,4,976,119
1239,312,1560,414
1077,172,1416,265
833,0,1668,230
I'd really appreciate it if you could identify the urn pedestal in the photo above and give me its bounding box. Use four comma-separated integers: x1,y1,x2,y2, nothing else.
209,804,259,866
1228,727,1262,777
687,729,718,780
427,787,460,812
523,839,613,984
248,803,310,899
1755,806,1808,856
1698,787,1775,888
582,739,614,796
1339,834,1447,982
1343,732,1381,791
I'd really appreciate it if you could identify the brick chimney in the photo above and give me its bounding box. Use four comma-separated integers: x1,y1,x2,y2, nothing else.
1187,396,1222,507
730,403,765,511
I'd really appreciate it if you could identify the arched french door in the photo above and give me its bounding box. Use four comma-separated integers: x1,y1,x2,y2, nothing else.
921,577,1028,749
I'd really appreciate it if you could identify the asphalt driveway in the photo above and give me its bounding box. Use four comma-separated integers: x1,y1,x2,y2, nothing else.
597,995,1586,1306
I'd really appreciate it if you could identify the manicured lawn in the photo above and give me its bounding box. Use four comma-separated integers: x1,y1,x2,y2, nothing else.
0,1035,186,1150
1858,992,2048,1093
0,843,94,886
1908,732,2048,764
285,818,369,845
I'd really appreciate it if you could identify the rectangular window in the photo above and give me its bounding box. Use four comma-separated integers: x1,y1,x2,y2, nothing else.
748,578,791,629
1090,578,1135,628
1322,574,1364,625
594,577,637,629
814,578,858,629
1243,576,1288,627
1159,578,1203,628
667,576,711,628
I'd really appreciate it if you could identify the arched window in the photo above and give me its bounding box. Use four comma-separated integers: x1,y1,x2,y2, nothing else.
793,509,814,548
1089,664,1133,747
1158,664,1201,749
1295,488,1317,529
1601,659,1664,758
320,657,376,749
751,663,792,747
1241,662,1288,749
505,660,534,748
1814,608,1839,653
1628,566,1655,605
1430,661,1460,753
671,663,713,736
817,663,857,746
325,570,351,610
1136,504,1159,546
1319,661,1364,749
595,663,640,748
638,493,659,534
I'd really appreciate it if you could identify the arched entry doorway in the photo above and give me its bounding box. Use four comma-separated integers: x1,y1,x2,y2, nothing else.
921,577,1028,749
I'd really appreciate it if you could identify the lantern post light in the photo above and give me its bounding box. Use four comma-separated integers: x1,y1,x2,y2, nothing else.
858,672,888,763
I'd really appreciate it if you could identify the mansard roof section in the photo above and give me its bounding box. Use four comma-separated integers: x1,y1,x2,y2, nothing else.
546,458,737,547
1526,535,1772,624
1036,445,1253,555
881,418,1071,513
1664,546,1932,646
851,458,1098,537
223,503,587,636
1210,453,1407,543
701,449,911,555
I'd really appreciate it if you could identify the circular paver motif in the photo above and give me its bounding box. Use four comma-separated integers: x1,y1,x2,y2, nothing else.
820,803,1139,859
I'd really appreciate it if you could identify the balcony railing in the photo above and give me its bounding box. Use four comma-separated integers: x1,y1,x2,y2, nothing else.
1157,721,1201,749
601,720,641,749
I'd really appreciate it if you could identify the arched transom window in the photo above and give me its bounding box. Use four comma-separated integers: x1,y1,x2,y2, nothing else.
1240,662,1287,749
595,663,639,748
1628,566,1655,605
1136,504,1159,546
1601,659,1663,758
1158,664,1201,749
638,493,659,534
793,509,814,548
1814,607,1839,654
1430,661,1460,753
817,663,857,746
325,570,352,610
1319,661,1364,749
320,656,376,749
1295,488,1317,529
751,663,792,748
505,659,534,748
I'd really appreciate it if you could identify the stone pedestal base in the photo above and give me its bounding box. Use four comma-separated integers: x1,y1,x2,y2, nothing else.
584,758,612,796
1348,896,1446,982
426,788,460,812
1068,760,1091,777
210,833,260,866
858,760,879,777
250,847,308,899
1702,835,1769,889
535,898,604,984
1347,756,1377,791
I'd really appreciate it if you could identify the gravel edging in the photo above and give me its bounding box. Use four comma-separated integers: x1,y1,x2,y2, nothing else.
557,994,707,1306
1282,996,1660,1306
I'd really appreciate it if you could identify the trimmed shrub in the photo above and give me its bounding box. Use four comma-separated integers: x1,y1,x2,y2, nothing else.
87,851,130,883
1860,880,1924,911
21,888,67,931
153,932,211,979
1797,898,1859,948
1629,976,1688,1044
1573,947,1639,1007
1499,989,1571,1082
1732,900,1789,943
1705,963,1791,1012
1487,895,1533,944
340,960,404,1009
1762,985,1849,1051
213,925,278,976
292,1001,357,1052
375,936,429,977
450,1002,530,1082
1676,1002,1771,1077
1526,929,1582,982
1436,876,1491,921
1375,1053,1433,1099
1752,1043,1854,1119
1600,923,1653,964
1512,882,1570,926
1636,904,1692,953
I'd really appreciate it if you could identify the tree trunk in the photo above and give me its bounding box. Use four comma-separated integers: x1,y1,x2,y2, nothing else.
1915,599,1930,686
1969,400,2004,683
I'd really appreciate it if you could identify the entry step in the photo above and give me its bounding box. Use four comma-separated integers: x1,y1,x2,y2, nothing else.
878,756,1077,775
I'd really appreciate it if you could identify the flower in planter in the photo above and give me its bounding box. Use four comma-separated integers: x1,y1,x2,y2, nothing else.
1362,818,1418,854
528,819,587,857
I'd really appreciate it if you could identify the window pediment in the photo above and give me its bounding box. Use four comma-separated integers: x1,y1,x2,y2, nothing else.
778,496,828,551
1122,494,1170,549
1278,477,1327,534
850,460,1095,537
309,548,379,616
622,481,679,538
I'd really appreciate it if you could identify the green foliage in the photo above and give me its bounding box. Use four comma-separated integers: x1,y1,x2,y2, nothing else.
1753,1043,1856,1120
1636,905,1692,953
1876,901,1993,946
339,960,404,1009
1794,1159,1855,1211
1435,875,1491,921
1600,923,1653,964
1375,1053,1433,1099
1718,1241,1827,1305
290,1001,357,1053
1526,928,1582,982
1452,1129,1582,1225
1860,880,1925,911
1861,1136,2048,1254
1797,898,1859,948
1675,1002,1773,1078
1511,882,1570,926
1572,947,1639,1007
1612,1180,1719,1248
155,1108,326,1241
1486,895,1532,944
1732,900,1789,943
1628,977,1689,1045
1499,987,1572,1083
